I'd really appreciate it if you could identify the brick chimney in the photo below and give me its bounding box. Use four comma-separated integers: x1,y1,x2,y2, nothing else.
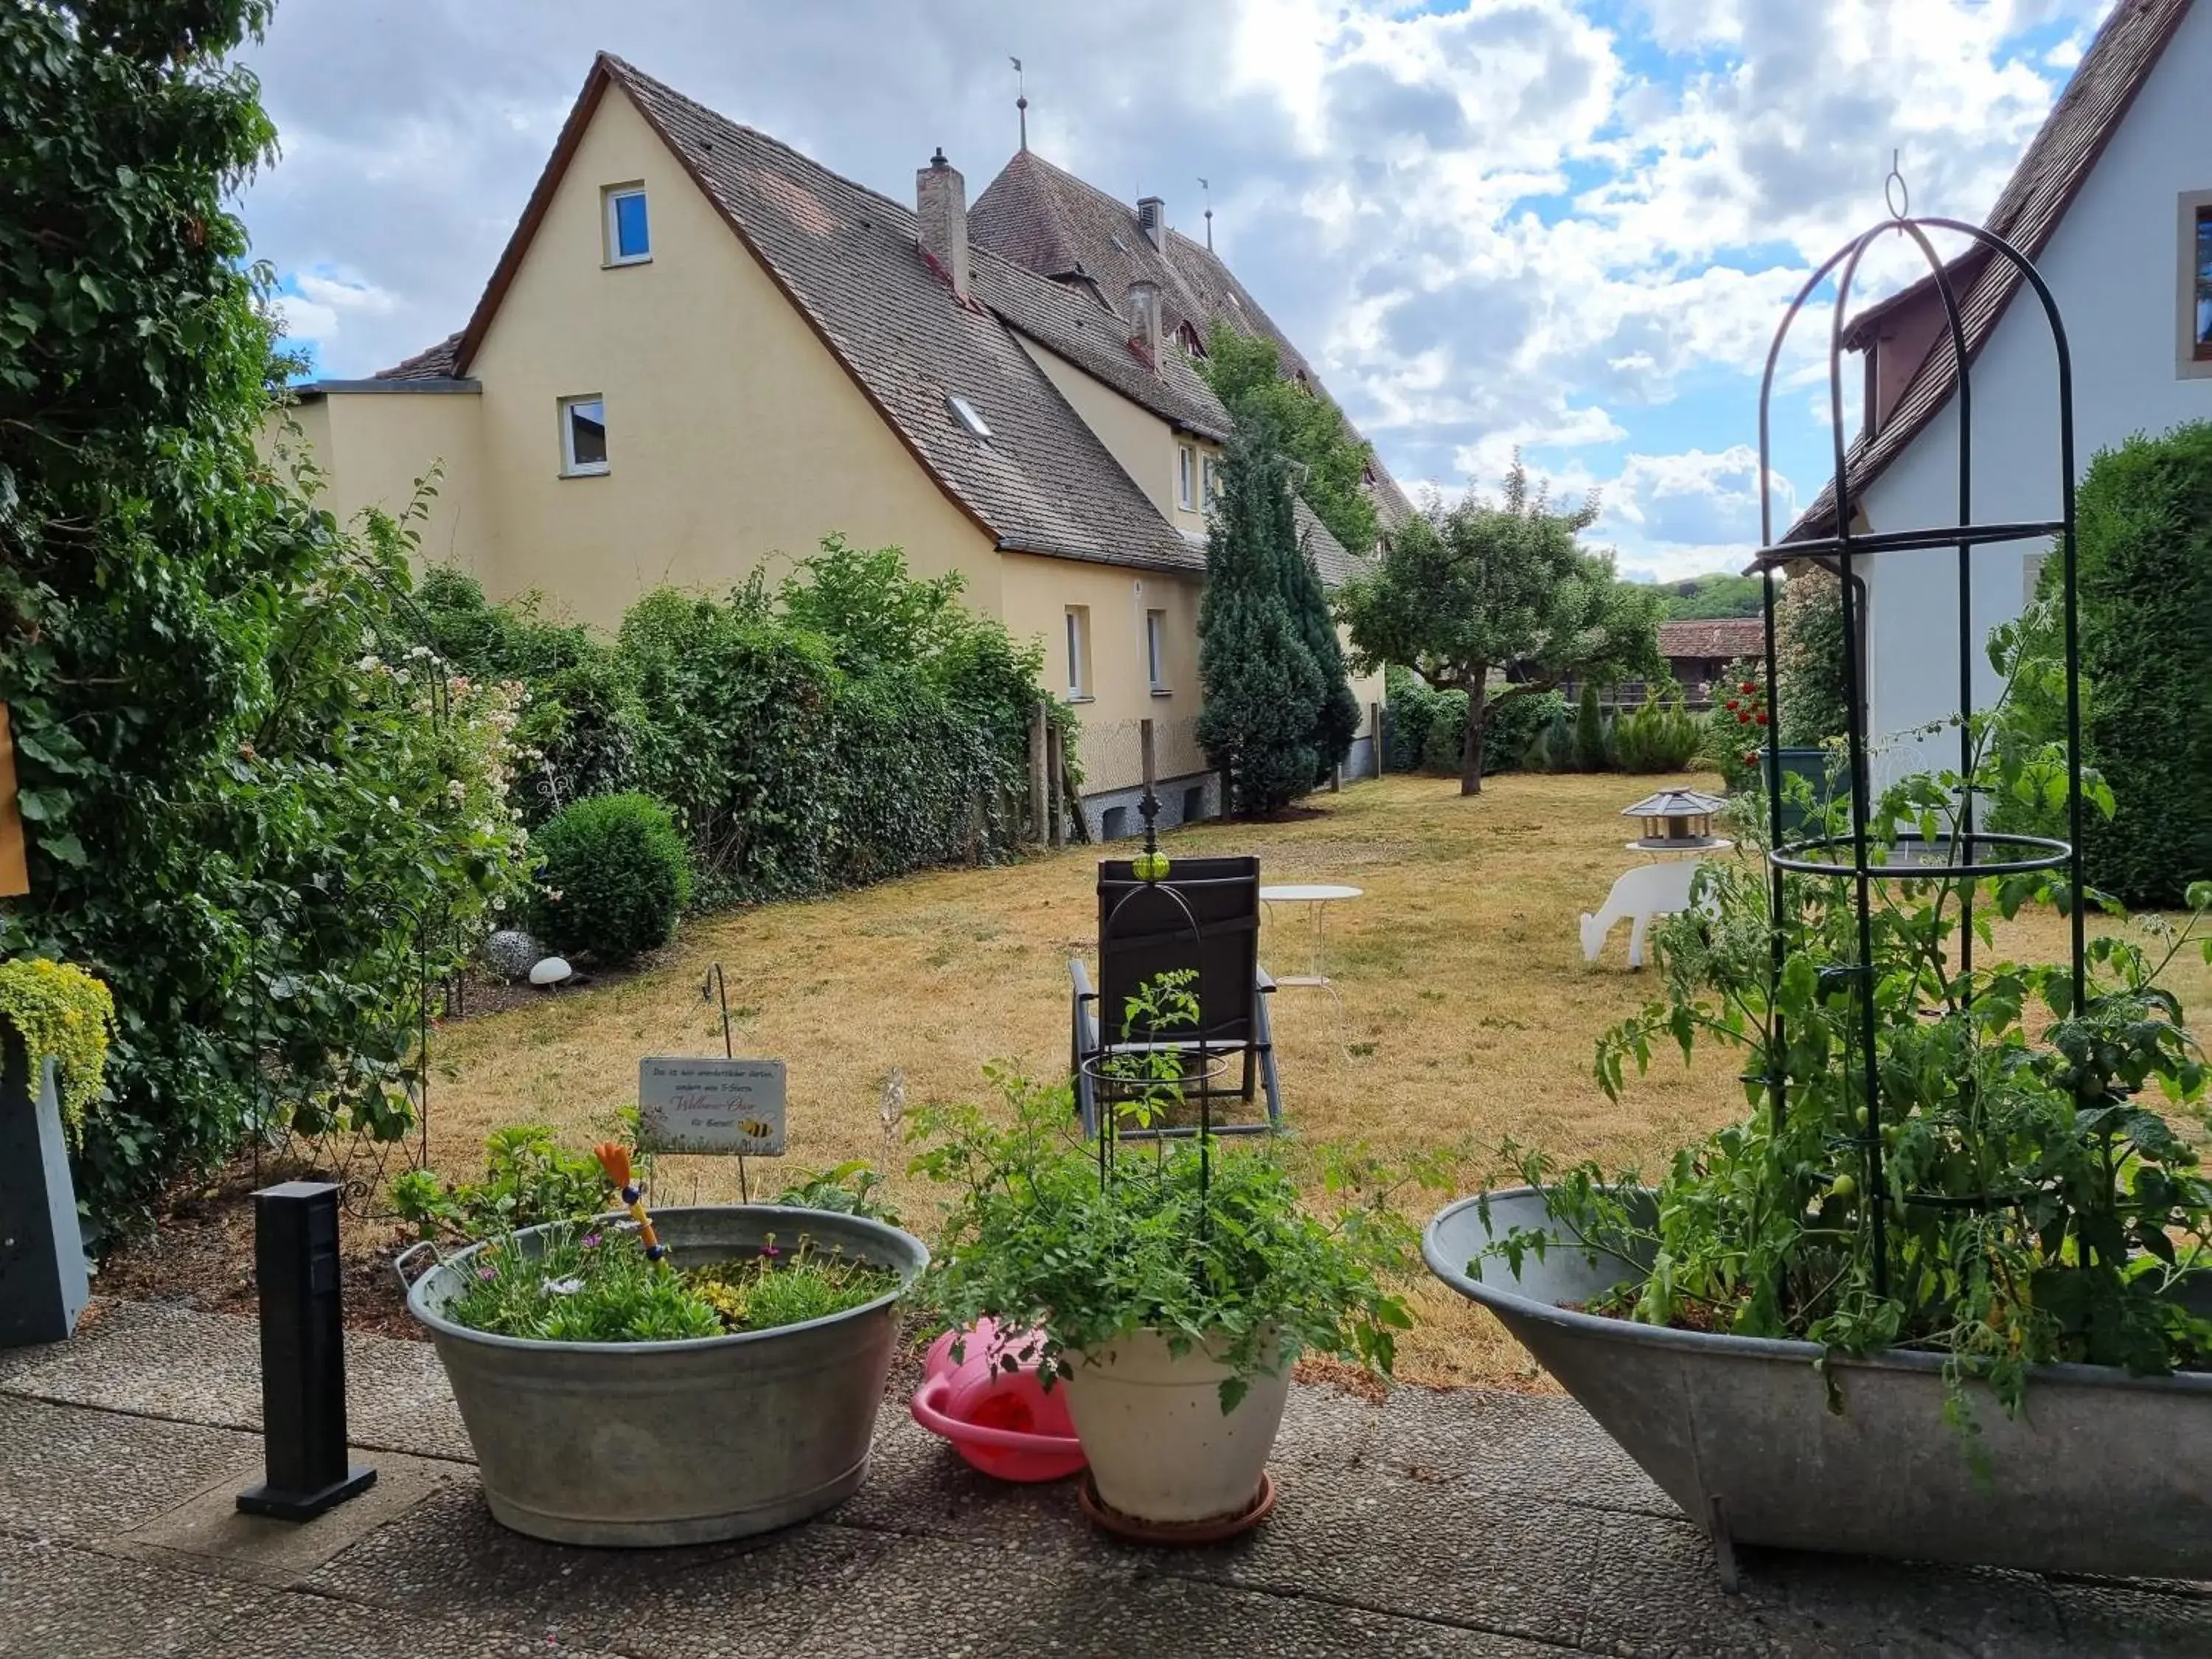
1137,195,1166,250
1126,279,1162,372
917,147,970,302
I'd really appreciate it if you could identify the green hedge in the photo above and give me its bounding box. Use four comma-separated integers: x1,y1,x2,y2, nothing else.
1383,667,1559,776
2077,423,2212,905
426,538,1052,907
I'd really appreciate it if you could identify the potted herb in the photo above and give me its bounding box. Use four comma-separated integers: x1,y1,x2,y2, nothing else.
1425,623,2212,1579
912,975,1420,1534
400,1139,927,1545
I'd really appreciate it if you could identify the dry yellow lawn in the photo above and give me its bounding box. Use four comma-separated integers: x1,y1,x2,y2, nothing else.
430,771,2211,1391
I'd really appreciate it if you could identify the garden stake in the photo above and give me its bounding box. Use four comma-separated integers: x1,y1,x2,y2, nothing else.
594,1143,667,1265
700,964,747,1201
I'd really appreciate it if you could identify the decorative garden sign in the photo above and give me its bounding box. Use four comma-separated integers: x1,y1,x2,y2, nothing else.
0,704,27,899
637,1057,786,1156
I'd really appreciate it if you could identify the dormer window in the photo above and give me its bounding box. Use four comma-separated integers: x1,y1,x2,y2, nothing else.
604,185,650,266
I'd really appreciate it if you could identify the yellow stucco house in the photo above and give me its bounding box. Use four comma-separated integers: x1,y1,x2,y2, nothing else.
282,54,1408,832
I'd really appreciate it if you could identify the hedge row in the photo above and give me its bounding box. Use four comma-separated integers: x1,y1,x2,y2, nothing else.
421,537,1057,908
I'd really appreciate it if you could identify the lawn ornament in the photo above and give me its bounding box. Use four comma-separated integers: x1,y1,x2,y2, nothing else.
1580,860,1706,969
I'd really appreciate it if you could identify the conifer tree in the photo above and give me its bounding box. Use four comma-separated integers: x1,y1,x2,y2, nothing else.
1197,430,1326,815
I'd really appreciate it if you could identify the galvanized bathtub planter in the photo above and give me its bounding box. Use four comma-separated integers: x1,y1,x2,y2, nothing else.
1425,1187,2212,1582
404,1205,927,1546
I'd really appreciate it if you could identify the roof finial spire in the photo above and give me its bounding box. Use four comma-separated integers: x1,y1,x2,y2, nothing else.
1197,176,1212,251
1011,56,1028,152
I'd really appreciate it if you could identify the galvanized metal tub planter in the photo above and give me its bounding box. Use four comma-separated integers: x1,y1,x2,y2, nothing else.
1425,1187,2212,1581
406,1204,927,1546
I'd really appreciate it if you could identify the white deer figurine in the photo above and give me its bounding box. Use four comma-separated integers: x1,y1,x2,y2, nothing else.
1580,860,1706,970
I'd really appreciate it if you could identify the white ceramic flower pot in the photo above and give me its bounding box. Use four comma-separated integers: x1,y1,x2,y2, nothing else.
1059,1329,1291,1523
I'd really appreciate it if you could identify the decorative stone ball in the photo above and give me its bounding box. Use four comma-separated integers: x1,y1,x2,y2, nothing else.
528,956,574,987
484,929,541,981
1131,849,1171,883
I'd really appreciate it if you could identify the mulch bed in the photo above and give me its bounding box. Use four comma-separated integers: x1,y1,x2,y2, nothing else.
96,1157,427,1342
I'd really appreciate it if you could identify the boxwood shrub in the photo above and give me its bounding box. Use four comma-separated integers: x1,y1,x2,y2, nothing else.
532,793,692,964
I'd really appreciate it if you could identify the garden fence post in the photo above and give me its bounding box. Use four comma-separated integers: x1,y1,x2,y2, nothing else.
1046,720,1066,850
1028,701,1048,844
1371,701,1384,778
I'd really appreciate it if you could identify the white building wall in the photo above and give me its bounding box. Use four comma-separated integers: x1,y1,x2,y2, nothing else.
1857,0,2212,777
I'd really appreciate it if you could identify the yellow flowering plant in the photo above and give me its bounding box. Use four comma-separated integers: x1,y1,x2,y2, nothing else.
0,959,115,1140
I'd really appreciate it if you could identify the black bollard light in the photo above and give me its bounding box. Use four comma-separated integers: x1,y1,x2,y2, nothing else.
237,1180,376,1520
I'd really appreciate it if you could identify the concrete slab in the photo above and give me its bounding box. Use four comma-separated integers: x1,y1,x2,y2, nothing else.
184,1591,628,1659
1162,1458,1603,1647
110,1450,464,1587
1,1301,473,1464
790,1531,1578,1659
2047,1581,2212,1658
0,1395,262,1541
1372,1385,1674,1517
1577,1509,2070,1658
0,1535,270,1658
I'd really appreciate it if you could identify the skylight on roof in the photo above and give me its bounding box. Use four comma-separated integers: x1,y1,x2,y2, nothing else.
1110,234,1130,254
946,395,992,440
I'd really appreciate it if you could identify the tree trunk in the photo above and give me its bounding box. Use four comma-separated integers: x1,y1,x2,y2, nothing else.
1460,674,1489,796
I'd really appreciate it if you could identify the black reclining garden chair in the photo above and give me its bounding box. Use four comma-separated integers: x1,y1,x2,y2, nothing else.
1069,855,1282,1139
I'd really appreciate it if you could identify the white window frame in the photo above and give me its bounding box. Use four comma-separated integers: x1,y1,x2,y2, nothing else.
1177,444,1197,511
1200,453,1220,504
603,184,651,268
558,394,609,478
1064,606,1091,700
2183,189,2212,380
1145,608,1169,694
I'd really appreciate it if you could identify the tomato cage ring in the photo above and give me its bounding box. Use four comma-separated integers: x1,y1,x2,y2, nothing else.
1767,830,2073,882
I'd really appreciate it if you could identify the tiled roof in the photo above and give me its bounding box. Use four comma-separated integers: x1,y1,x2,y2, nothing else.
487,57,1208,574
973,149,1415,526
1659,618,1765,662
373,331,462,380
381,56,1379,585
1786,0,2194,544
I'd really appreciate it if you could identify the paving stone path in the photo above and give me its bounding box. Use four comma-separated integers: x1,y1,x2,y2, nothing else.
1,1299,2205,1657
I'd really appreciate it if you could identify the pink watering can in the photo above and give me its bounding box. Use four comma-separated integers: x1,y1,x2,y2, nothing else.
911,1318,1085,1483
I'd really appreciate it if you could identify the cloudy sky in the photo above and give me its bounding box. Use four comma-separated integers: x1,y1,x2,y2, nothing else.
239,0,2115,580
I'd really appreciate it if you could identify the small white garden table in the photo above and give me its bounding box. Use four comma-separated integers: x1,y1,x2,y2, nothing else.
1258,883,1362,992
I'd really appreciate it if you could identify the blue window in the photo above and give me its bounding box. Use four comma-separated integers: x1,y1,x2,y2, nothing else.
605,187,650,265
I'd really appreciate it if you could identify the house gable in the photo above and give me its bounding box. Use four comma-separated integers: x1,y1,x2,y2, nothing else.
1790,0,2197,543
460,77,1002,625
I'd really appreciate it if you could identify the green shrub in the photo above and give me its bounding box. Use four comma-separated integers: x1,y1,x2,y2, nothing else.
1573,681,1611,771
392,1124,611,1242
2077,422,2212,905
1383,665,1439,771
1776,568,1848,746
1484,690,1565,776
1613,694,1705,773
532,794,692,963
1527,707,1578,771
1420,691,1471,773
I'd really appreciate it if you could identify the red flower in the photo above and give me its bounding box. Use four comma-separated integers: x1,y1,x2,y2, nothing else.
1725,699,1739,712
1754,712,1770,726
1742,751,1759,767
1741,681,1756,695
1737,712,1751,724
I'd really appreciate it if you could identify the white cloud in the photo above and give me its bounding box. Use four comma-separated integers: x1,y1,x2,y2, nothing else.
234,0,2100,568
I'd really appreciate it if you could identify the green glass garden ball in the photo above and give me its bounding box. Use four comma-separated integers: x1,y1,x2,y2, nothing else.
1132,850,1171,882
